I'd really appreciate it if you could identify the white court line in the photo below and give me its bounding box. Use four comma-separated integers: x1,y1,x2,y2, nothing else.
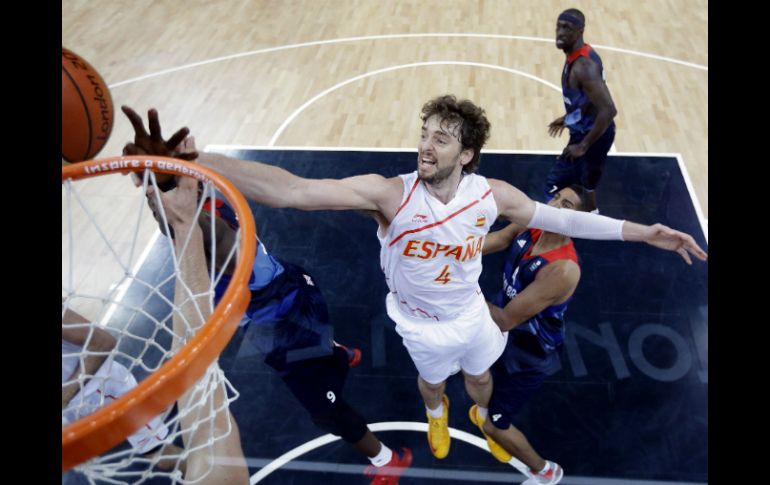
209,144,568,155
205,145,708,244
206,144,426,152
250,421,706,485
208,145,683,156
98,230,161,327
251,421,527,483
108,32,706,88
674,154,708,243
268,60,560,146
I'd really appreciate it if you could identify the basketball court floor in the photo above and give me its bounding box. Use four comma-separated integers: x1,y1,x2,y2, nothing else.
63,1,707,483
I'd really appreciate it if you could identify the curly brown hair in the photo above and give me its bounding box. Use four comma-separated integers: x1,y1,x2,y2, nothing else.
420,95,491,174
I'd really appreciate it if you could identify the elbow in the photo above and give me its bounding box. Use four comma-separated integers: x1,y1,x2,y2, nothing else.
481,245,497,256
598,102,617,122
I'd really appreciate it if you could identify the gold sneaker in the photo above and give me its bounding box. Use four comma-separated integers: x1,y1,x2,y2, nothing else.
426,394,450,458
469,404,512,463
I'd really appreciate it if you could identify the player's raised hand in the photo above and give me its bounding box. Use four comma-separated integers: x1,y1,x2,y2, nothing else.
121,106,198,161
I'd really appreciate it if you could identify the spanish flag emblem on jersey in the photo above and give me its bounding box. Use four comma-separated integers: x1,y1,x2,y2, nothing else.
475,215,486,227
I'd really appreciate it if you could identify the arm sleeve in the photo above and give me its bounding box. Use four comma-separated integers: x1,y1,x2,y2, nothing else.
528,202,625,241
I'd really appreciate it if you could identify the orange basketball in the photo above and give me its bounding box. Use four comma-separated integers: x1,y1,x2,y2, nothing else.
62,48,114,163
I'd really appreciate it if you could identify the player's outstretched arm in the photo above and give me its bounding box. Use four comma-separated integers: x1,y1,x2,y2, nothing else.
487,260,580,332
122,105,399,215
489,179,707,264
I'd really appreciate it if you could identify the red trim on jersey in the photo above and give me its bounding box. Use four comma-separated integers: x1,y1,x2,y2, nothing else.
388,195,486,247
202,197,224,217
524,229,578,264
542,241,578,264
567,44,593,64
201,195,260,255
527,228,543,246
394,291,440,321
96,389,119,401
416,307,439,320
395,178,421,217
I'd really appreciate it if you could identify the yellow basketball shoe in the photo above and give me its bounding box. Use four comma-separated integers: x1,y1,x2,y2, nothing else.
468,404,512,463
426,394,450,459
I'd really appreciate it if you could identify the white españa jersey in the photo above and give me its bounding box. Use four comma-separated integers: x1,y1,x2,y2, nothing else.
380,171,498,321
62,339,168,454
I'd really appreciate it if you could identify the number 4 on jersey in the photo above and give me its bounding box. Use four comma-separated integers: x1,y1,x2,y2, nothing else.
435,265,451,284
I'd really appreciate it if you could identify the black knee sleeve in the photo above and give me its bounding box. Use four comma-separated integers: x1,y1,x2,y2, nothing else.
310,399,368,444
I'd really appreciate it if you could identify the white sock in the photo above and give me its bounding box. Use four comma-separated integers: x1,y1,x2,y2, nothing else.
477,406,488,420
534,461,551,475
426,402,444,418
369,444,393,467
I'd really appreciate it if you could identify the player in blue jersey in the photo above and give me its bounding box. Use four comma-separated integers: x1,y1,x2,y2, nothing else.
467,185,586,485
546,8,617,213
146,174,250,484
131,136,412,485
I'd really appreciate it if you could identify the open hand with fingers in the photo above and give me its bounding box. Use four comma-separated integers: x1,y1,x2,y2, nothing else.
122,105,199,191
639,223,708,265
560,142,588,161
121,106,198,161
548,116,566,138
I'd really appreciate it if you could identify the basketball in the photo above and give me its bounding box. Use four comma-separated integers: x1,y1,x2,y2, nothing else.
62,48,114,163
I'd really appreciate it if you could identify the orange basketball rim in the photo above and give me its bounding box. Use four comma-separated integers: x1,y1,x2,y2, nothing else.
61,156,256,471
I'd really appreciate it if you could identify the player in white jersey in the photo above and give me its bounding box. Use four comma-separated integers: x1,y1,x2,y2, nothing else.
121,97,707,460
377,168,509,458
62,308,182,469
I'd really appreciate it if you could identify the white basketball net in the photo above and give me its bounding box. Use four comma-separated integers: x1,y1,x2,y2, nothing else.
62,168,244,484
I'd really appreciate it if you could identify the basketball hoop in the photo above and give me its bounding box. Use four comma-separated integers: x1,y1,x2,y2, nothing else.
62,156,256,478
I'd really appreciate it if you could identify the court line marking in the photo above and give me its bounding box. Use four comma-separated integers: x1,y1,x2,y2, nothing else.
251,421,525,483
267,60,560,146
250,421,707,485
674,153,708,243
209,145,683,156
108,33,706,88
205,145,708,243
99,231,161,327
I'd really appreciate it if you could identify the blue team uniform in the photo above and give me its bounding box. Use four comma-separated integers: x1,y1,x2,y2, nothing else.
205,198,368,443
488,228,579,430
545,44,616,200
